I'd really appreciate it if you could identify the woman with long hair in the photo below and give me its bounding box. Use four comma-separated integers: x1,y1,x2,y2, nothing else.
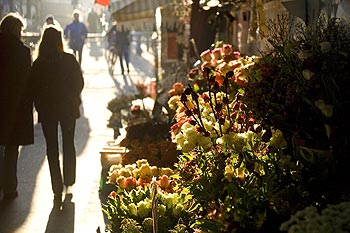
31,25,84,209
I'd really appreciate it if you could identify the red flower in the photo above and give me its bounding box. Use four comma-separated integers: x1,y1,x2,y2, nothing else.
130,105,141,114
215,72,224,86
158,175,171,189
108,191,117,198
124,177,137,191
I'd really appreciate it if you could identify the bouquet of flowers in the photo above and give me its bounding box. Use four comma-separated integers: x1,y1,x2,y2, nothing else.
103,159,195,232
244,14,350,156
168,43,297,232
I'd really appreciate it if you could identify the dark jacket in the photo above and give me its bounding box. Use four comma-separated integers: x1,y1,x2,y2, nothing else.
64,21,88,50
30,52,84,122
0,32,34,145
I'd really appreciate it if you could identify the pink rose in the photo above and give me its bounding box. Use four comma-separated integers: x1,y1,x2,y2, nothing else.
173,82,184,94
201,61,211,72
212,48,222,60
222,44,233,55
200,49,212,62
233,51,240,60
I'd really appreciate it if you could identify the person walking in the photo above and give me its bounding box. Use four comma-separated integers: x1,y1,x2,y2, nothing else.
42,14,61,30
115,25,130,75
0,12,34,200
30,25,84,208
105,21,119,75
63,9,88,66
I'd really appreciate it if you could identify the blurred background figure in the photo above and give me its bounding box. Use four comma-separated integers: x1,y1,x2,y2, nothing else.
116,25,130,75
42,14,61,32
87,7,103,60
0,12,34,201
64,9,88,66
87,7,99,33
45,15,60,27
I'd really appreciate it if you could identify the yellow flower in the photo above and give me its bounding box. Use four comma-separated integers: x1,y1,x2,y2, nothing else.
160,167,173,176
269,129,287,149
118,168,132,177
234,167,247,180
224,164,235,182
132,168,140,178
116,176,126,189
139,163,152,178
136,159,149,168
150,166,159,177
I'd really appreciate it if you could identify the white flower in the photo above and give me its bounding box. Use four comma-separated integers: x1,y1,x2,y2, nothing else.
269,129,287,149
168,95,181,110
198,136,212,150
137,199,152,218
302,69,314,80
175,133,185,149
315,99,333,118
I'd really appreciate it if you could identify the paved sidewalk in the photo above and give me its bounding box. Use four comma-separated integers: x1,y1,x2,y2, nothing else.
0,42,155,233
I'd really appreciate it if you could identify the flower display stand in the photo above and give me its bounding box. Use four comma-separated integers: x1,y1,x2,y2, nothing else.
99,142,128,191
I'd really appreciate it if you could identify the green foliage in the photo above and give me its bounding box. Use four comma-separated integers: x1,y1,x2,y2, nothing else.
103,185,194,232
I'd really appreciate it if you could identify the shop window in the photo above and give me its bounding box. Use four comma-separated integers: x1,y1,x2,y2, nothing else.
167,32,178,60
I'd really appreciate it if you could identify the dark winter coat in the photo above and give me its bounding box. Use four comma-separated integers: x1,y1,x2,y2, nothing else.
30,52,84,122
64,21,88,50
0,32,34,145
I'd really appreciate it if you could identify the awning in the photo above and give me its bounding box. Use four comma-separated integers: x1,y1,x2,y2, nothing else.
110,0,173,23
95,0,110,6
109,0,136,13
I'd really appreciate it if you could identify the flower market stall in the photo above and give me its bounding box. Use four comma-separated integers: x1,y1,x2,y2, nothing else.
100,10,350,232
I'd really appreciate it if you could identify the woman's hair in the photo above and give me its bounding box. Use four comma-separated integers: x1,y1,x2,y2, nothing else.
37,25,64,59
0,12,25,38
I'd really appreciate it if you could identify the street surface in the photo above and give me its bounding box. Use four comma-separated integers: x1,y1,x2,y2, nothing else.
0,40,155,233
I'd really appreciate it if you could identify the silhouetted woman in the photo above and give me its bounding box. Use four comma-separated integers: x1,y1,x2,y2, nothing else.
30,25,84,208
0,12,34,200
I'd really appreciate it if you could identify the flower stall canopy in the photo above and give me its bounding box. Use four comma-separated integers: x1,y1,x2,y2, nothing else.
95,0,110,6
109,0,136,11
109,0,176,30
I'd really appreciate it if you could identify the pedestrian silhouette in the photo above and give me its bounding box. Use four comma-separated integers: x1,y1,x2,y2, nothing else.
87,8,99,33
106,22,130,75
0,12,34,201
30,25,84,209
64,9,88,66
42,14,61,31
116,25,130,74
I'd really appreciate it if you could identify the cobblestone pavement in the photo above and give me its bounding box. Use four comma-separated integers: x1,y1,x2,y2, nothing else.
0,41,155,233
